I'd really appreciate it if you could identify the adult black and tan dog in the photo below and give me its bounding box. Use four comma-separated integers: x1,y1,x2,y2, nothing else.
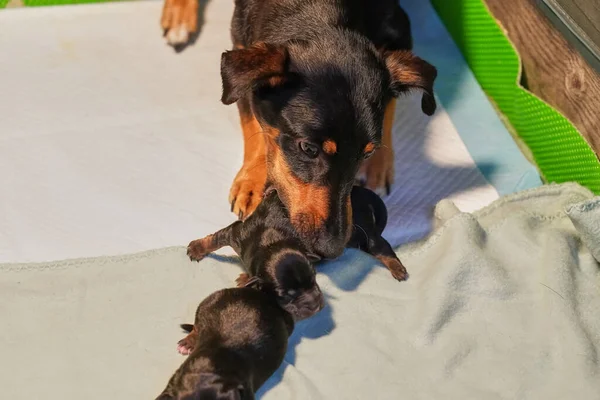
163,0,437,260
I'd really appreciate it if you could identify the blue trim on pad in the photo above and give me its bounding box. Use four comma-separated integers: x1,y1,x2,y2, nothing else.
402,0,543,195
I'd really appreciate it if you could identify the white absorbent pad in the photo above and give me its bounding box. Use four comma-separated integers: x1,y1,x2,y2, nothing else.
0,0,541,263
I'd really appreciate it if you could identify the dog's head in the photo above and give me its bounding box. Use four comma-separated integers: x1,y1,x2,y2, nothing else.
157,372,254,400
220,38,436,258
262,249,324,321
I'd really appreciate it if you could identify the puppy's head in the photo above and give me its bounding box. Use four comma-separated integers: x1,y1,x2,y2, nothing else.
266,249,324,321
220,38,436,259
158,372,254,400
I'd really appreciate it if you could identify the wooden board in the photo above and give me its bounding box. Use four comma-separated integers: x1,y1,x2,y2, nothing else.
484,0,600,158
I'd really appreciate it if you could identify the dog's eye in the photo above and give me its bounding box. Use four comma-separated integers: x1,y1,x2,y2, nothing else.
287,289,297,297
299,141,319,158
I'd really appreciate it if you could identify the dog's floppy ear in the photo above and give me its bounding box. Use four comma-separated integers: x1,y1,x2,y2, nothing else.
220,43,289,105
383,50,437,115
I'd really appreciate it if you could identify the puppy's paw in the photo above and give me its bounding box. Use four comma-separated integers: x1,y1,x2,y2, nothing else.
161,0,198,46
177,331,197,355
356,147,394,197
378,255,409,282
235,273,251,287
229,161,267,221
187,236,212,262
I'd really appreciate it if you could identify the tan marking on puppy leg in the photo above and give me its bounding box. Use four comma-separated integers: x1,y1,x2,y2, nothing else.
187,235,217,261
376,254,408,281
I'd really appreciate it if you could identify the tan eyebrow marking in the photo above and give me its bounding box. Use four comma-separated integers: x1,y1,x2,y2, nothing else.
322,139,337,155
364,142,376,154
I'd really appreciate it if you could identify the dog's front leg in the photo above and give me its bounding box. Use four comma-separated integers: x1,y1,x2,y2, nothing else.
229,98,268,220
161,0,198,46
357,98,396,196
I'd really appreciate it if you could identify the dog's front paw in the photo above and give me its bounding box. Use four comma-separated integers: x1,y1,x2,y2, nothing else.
378,255,409,282
161,0,198,46
356,147,394,197
229,161,267,221
187,236,212,262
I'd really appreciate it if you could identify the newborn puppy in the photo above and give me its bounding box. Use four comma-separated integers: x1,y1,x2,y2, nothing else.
347,185,408,281
156,286,293,400
188,190,324,322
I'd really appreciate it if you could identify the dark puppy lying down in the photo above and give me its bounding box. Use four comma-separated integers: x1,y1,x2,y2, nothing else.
347,186,408,281
187,186,407,304
157,287,293,400
188,188,325,322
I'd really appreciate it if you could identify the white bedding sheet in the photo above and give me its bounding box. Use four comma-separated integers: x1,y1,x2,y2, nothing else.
0,0,504,263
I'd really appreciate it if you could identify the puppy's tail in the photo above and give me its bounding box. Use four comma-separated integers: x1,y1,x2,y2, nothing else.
180,324,194,333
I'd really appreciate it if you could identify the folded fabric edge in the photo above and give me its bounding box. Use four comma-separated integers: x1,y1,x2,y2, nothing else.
2,183,594,271
566,196,600,263
0,246,185,271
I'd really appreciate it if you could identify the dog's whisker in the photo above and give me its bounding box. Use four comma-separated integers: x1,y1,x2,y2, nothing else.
354,223,369,243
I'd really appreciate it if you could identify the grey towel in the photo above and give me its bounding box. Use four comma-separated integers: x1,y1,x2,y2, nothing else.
2,183,599,399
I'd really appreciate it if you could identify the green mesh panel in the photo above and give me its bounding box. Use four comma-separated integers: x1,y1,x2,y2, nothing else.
431,0,600,194
0,0,124,7
23,0,125,5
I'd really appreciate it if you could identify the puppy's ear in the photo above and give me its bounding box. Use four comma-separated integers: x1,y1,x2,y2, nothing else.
220,43,288,105
383,50,437,115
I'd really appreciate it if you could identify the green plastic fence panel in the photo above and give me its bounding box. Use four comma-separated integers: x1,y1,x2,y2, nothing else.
23,0,124,6
431,0,600,194
0,0,124,7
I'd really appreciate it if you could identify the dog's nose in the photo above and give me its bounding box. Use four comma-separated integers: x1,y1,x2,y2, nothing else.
312,231,346,259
